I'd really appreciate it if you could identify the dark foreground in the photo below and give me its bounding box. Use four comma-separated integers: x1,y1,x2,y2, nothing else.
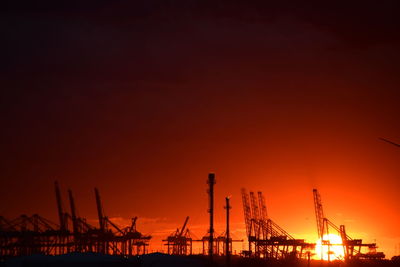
1,253,399,267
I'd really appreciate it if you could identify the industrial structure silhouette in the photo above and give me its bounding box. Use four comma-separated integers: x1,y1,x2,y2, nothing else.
0,174,386,262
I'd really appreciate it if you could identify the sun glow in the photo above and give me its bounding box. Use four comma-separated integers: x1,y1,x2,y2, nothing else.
315,234,344,261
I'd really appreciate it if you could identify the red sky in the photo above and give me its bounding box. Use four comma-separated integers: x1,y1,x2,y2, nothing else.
1,0,400,258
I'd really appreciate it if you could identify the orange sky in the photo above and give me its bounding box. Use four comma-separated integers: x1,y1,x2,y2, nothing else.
1,1,400,260
2,123,399,257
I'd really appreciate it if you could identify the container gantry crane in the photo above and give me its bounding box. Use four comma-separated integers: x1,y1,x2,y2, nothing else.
93,188,151,255
313,189,384,260
241,189,313,259
163,216,193,255
0,182,152,260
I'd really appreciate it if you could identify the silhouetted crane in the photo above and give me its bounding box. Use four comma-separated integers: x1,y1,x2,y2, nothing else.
0,182,151,260
163,216,192,255
313,189,384,261
242,189,312,259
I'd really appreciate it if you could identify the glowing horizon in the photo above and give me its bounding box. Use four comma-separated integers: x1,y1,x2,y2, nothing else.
315,234,344,261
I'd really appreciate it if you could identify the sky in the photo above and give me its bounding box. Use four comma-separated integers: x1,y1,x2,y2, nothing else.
1,0,400,258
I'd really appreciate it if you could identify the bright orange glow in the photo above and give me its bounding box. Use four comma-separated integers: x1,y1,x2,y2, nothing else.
315,234,344,261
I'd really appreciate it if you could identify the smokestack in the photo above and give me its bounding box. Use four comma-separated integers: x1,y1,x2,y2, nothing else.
225,196,231,267
207,173,216,260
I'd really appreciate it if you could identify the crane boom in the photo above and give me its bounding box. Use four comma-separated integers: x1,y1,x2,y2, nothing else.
257,191,268,221
241,188,252,238
54,181,66,231
94,188,105,231
249,192,260,221
313,189,325,240
179,216,189,236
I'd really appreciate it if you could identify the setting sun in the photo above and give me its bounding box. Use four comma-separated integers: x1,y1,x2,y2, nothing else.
315,234,344,261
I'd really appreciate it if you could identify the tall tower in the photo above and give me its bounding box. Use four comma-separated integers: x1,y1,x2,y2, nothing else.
207,173,216,260
225,196,231,267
